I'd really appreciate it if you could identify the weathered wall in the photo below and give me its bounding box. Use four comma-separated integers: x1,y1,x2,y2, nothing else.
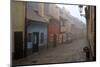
12,1,25,31
49,4,60,20
27,2,49,22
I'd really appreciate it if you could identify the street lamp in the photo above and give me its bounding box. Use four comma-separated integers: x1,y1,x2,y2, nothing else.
78,5,83,16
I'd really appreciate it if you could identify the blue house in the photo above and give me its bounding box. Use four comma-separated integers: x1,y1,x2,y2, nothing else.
26,2,48,54
27,21,48,53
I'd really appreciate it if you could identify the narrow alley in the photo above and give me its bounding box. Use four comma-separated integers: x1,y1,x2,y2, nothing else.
12,2,96,66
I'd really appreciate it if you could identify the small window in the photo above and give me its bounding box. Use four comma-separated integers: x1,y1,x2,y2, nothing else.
40,33,44,43
61,20,65,26
28,33,32,42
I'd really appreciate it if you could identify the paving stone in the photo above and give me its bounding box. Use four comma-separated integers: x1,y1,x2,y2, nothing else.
14,38,89,65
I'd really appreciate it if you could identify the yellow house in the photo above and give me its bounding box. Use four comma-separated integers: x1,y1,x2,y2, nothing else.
11,1,25,59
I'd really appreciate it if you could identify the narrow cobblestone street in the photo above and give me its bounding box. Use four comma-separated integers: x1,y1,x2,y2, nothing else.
14,37,88,65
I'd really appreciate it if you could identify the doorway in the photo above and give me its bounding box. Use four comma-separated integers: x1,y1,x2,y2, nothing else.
32,32,39,52
14,32,23,60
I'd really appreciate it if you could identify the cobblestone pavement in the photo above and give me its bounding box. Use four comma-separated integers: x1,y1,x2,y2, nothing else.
14,38,89,65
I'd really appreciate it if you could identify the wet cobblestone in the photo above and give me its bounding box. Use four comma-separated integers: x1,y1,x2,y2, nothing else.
14,38,88,65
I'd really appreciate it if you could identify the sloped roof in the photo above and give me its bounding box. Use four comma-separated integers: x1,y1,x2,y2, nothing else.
26,6,48,23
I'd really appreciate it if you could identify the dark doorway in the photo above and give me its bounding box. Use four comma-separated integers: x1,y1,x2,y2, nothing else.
14,32,23,60
32,32,39,52
53,34,57,47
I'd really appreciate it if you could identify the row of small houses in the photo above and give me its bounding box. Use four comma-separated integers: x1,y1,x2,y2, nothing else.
12,2,85,60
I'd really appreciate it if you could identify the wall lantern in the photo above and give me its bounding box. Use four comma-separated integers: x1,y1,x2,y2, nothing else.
78,5,83,15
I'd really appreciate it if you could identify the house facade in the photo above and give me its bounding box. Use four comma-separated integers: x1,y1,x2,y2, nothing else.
59,7,70,43
43,4,60,47
26,2,48,54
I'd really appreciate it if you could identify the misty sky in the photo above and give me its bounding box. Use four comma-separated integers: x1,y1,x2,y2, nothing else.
56,4,86,24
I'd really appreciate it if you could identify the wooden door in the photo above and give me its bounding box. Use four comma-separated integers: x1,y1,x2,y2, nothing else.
14,32,23,59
